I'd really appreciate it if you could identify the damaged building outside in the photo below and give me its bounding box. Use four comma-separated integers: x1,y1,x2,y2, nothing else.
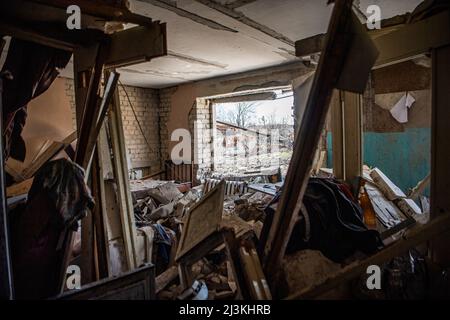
1,0,450,305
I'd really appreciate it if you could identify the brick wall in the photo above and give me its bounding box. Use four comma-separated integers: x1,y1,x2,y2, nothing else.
191,98,213,179
64,79,77,131
159,89,214,180
63,77,161,172
159,87,177,166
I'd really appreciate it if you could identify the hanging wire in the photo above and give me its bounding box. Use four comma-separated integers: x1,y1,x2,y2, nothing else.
118,80,157,156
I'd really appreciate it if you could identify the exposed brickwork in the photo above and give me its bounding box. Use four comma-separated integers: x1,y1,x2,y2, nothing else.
63,77,161,171
158,87,177,166
64,78,77,131
118,85,161,171
191,98,213,178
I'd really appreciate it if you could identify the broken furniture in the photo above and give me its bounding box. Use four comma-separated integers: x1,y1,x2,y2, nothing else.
55,264,155,300
0,0,167,299
266,0,450,299
175,180,269,300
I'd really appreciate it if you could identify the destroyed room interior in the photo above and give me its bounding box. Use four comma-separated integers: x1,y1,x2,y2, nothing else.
1,0,450,302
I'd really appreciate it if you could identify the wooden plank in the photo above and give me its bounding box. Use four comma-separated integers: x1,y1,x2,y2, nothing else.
75,45,110,287
0,19,103,51
91,150,109,280
80,71,120,170
55,264,155,300
409,173,431,200
295,33,326,57
262,0,357,289
80,209,96,285
0,74,14,300
27,0,155,26
331,90,345,180
374,11,450,68
294,12,450,68
21,131,77,180
155,266,178,294
59,43,105,292
239,244,271,300
6,178,34,198
73,44,100,132
99,124,129,276
287,211,450,299
108,81,138,270
342,91,363,182
105,24,167,69
430,45,450,267
75,44,110,169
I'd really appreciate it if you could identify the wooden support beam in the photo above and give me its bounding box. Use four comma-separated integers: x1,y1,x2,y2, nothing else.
287,211,450,299
26,0,155,26
295,34,326,58
0,73,14,300
0,19,106,51
105,24,167,69
430,45,450,267
374,11,450,68
262,0,356,290
294,11,450,67
73,44,101,131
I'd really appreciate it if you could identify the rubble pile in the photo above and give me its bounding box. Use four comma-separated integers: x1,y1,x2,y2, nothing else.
130,178,272,300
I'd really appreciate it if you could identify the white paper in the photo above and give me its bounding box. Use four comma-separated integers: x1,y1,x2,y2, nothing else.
390,93,415,123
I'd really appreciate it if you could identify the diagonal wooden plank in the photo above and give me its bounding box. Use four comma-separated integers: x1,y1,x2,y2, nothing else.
21,131,77,180
287,212,450,299
262,0,357,290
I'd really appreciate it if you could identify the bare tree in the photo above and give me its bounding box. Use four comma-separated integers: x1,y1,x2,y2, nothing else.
218,102,258,127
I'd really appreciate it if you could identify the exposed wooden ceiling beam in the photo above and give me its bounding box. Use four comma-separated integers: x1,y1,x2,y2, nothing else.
0,18,107,51
26,0,155,26
295,11,450,68
374,10,450,68
295,33,326,58
105,24,167,68
295,14,409,58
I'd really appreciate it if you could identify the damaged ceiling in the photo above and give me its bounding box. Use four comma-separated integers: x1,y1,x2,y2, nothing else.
59,0,422,88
